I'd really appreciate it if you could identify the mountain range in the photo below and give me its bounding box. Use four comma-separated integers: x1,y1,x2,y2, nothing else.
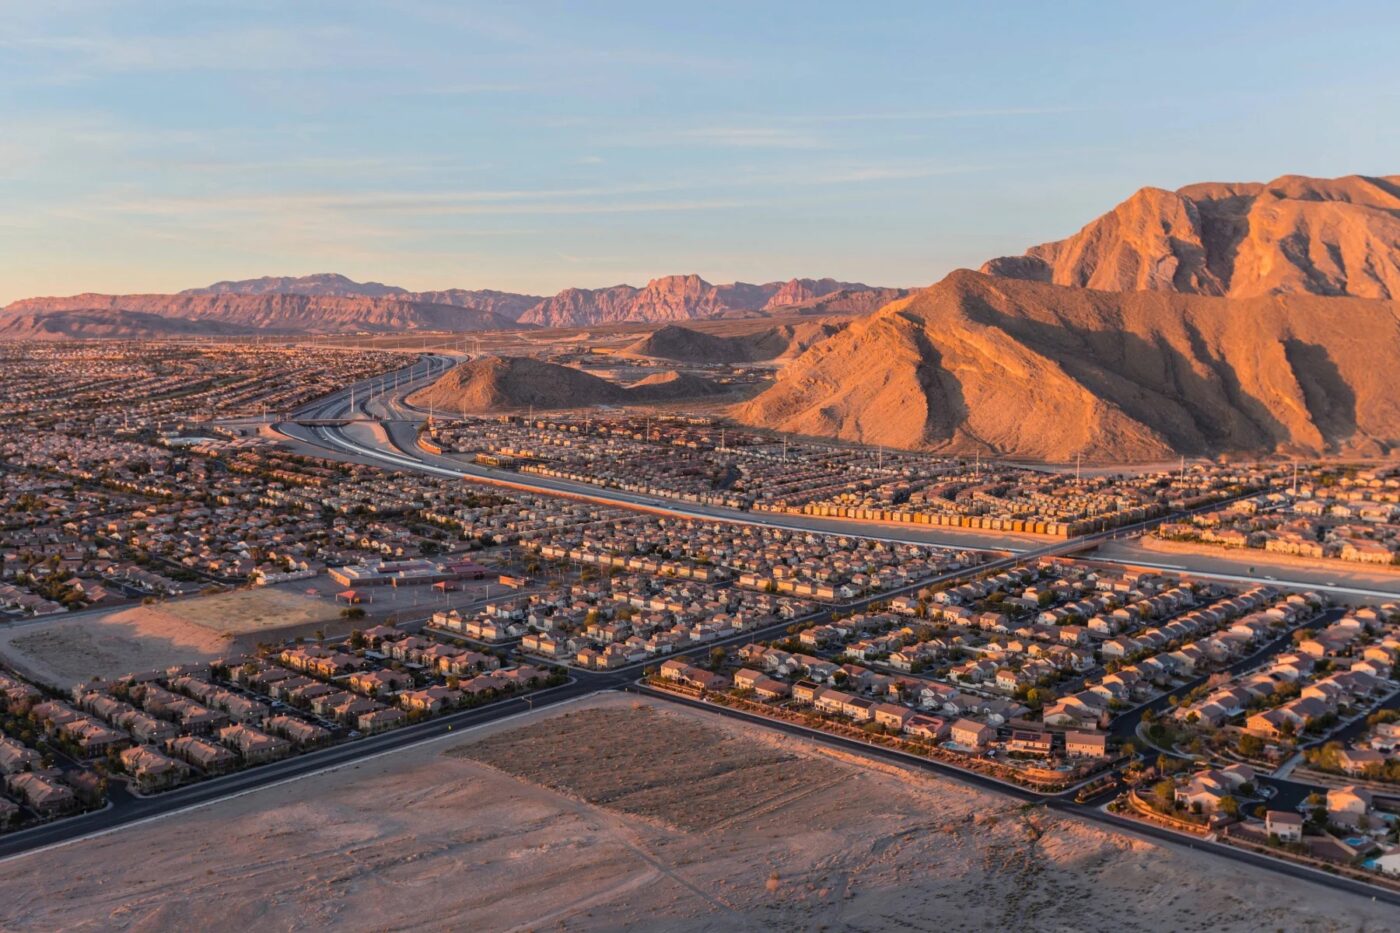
982,173,1400,298
737,173,1400,460
734,269,1400,460
0,273,895,337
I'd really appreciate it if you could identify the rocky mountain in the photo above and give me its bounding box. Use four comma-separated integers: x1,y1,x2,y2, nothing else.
408,356,725,412
774,286,910,316
2,293,520,334
518,275,879,327
0,309,259,340
761,278,862,309
182,273,406,298
3,273,894,336
982,174,1400,299
733,270,1400,461
180,274,543,321
622,321,847,363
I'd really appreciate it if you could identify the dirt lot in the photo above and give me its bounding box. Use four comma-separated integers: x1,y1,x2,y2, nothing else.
157,586,345,638
0,606,233,689
0,694,1394,931
0,588,341,689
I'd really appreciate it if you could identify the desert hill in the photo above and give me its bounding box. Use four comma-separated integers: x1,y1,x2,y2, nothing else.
2,293,522,335
0,309,260,340
408,356,726,412
622,321,847,363
625,370,730,401
518,275,882,327
982,173,1400,298
733,270,1400,461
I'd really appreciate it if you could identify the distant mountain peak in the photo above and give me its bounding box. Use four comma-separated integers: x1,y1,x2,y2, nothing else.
981,172,1400,299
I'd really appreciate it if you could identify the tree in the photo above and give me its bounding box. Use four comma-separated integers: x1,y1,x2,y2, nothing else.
1219,795,1240,818
1237,733,1264,758
708,647,727,670
340,606,366,621
1151,779,1176,812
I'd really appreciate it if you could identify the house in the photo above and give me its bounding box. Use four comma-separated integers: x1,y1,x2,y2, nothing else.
0,737,42,774
950,718,995,750
1065,731,1108,758
168,735,237,773
218,725,291,763
399,686,462,715
1336,748,1387,776
265,715,332,747
1042,694,1106,729
733,669,791,700
1005,730,1053,756
904,714,949,740
1175,765,1252,814
1326,785,1372,827
119,745,189,791
872,702,913,731
1264,810,1303,843
358,707,408,733
6,772,75,814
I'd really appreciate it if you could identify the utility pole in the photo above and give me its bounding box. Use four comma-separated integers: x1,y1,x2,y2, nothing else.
1292,460,1299,495
1076,452,1081,484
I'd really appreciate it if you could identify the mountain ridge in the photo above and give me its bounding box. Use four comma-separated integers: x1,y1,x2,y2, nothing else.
4,273,899,335
982,173,1400,298
733,269,1400,461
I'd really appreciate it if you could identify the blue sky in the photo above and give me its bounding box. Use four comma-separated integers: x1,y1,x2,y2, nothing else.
2,1,1398,303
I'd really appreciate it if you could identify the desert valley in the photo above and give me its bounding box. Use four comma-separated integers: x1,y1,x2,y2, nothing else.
4,6,1400,928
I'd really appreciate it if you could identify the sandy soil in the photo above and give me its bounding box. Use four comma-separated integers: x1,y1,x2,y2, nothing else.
0,589,344,689
0,694,1393,931
157,587,345,637
0,606,236,689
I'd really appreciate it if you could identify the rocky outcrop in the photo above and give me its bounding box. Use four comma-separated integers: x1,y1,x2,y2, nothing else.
982,174,1400,298
733,270,1400,460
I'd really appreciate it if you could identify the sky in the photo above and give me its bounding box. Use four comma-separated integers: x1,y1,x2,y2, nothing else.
2,1,1399,304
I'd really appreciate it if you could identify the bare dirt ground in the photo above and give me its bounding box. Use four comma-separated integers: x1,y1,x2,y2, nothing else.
0,605,234,689
0,588,342,689
0,693,1393,931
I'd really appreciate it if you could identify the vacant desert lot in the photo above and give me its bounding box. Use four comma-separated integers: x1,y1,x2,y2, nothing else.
0,588,339,689
0,694,1393,931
